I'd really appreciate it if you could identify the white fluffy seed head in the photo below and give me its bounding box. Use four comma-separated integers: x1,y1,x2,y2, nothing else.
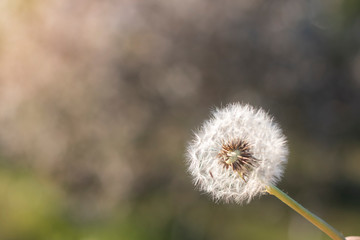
186,103,288,204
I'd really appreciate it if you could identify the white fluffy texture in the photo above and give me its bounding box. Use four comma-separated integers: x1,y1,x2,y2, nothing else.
186,103,288,204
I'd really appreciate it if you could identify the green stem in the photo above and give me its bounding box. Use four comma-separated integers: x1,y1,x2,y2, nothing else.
266,184,344,240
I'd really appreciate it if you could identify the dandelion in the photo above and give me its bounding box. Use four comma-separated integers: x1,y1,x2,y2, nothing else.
186,103,287,203
186,103,345,240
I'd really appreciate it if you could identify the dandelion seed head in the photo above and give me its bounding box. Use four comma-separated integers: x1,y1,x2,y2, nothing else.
186,103,288,204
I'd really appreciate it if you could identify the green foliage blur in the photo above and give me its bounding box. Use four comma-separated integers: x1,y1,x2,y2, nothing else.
0,0,359,240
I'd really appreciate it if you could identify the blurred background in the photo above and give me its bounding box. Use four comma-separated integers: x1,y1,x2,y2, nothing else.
0,0,359,239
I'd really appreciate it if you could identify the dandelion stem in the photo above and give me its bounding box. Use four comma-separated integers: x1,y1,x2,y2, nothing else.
266,184,345,240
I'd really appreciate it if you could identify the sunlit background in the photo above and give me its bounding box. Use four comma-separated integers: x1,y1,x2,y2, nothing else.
0,0,359,239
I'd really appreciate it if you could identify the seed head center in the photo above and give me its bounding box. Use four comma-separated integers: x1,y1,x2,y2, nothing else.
226,150,241,164
218,139,258,181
